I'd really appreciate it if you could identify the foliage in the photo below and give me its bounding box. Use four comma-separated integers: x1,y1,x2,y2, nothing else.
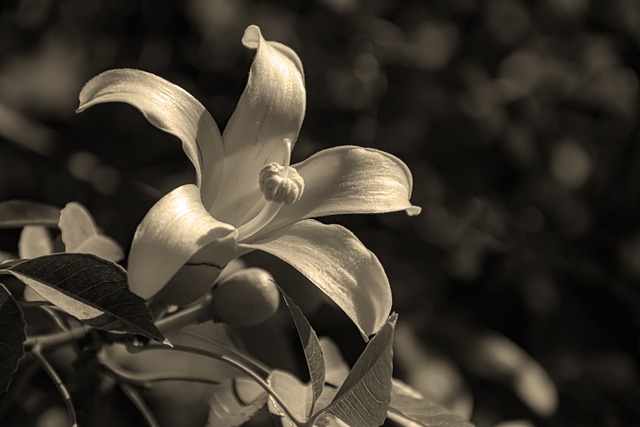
2,0,639,426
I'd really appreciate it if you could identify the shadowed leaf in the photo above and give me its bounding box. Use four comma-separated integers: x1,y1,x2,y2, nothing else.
318,314,397,427
3,253,165,343
282,290,325,416
0,200,60,228
0,283,26,392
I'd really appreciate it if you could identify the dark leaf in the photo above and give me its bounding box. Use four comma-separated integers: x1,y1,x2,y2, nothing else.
282,290,325,415
0,283,26,392
207,377,267,427
319,314,397,427
4,253,165,343
0,200,60,228
388,380,474,427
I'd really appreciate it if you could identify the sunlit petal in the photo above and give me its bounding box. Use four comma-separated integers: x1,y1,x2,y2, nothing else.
128,184,237,301
241,219,391,339
210,25,306,225
77,69,224,207
256,146,421,236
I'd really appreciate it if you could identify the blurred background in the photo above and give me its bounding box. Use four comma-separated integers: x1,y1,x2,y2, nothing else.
1,0,639,426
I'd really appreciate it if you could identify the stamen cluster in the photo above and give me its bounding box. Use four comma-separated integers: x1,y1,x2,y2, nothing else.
258,163,305,205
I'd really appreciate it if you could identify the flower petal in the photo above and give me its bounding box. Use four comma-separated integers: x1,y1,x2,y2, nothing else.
210,25,306,226
255,146,421,236
77,69,224,207
127,184,238,303
241,219,391,338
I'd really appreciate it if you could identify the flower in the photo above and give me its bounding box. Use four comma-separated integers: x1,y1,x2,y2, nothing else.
77,25,420,337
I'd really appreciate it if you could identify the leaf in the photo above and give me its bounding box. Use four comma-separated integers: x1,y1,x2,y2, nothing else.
0,200,60,228
319,337,349,388
206,377,267,427
318,314,397,427
0,283,26,392
58,202,124,262
3,253,165,343
267,369,313,426
387,380,474,427
282,290,325,415
19,226,54,302
18,225,54,259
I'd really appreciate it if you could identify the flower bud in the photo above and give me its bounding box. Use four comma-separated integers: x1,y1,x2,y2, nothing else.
210,268,280,326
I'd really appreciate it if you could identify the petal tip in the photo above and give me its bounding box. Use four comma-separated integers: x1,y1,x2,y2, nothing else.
406,205,422,216
242,25,262,50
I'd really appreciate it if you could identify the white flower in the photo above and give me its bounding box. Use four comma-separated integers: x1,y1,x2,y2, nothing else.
77,25,420,337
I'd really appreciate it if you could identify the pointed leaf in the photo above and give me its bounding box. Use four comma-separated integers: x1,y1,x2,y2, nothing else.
0,283,26,392
0,200,60,228
387,380,474,427
3,253,165,343
282,290,325,416
206,377,267,427
267,369,312,426
318,314,397,427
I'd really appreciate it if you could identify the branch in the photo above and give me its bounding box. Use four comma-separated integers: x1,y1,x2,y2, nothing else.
102,359,221,388
30,345,78,427
24,324,91,350
143,343,306,427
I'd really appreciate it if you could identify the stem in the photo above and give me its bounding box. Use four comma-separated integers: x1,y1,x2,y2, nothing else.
119,383,161,427
102,360,221,388
30,345,78,427
24,324,91,350
154,294,213,333
142,344,305,427
179,329,272,375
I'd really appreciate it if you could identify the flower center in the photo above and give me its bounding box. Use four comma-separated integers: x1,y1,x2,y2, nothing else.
258,163,304,205
236,138,304,241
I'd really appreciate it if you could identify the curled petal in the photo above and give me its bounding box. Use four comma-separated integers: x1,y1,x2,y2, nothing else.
241,219,391,339
77,69,224,207
256,146,421,236
210,25,306,225
128,184,237,302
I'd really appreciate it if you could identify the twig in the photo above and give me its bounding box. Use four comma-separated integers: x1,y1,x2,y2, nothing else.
101,360,220,388
141,343,306,427
24,324,91,350
179,328,272,376
30,345,78,427
119,383,161,427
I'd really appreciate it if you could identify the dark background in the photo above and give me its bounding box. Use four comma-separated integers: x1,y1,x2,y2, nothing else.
1,0,639,426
